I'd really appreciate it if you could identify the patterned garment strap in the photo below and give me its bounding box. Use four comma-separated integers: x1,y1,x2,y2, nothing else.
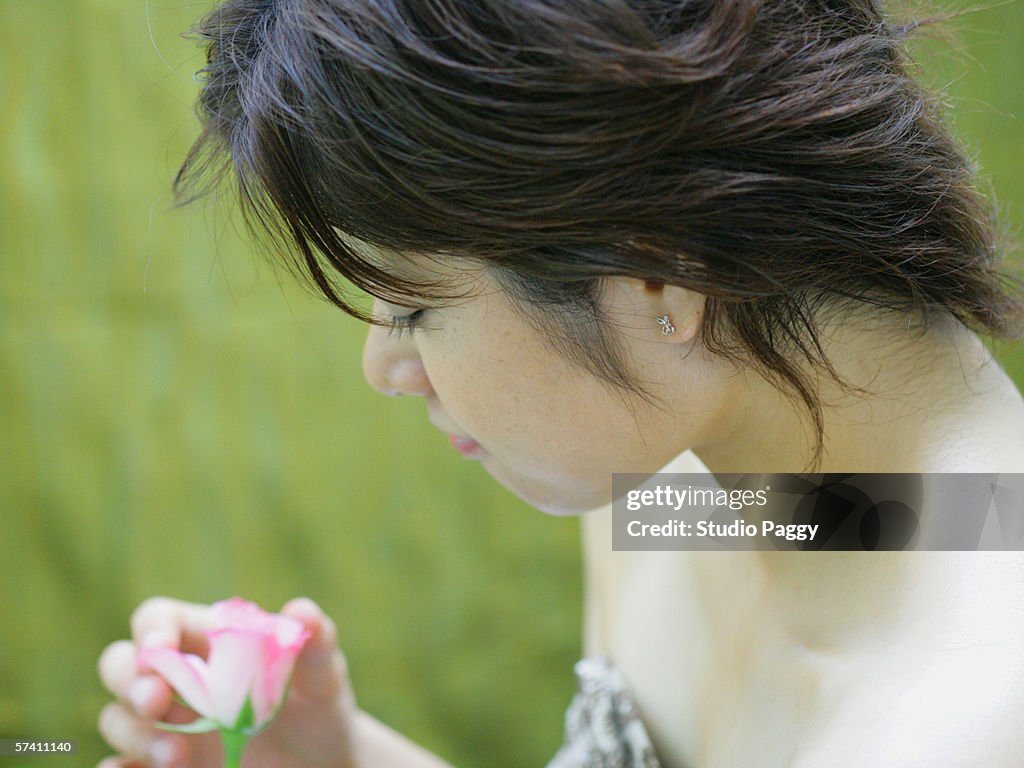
546,657,663,768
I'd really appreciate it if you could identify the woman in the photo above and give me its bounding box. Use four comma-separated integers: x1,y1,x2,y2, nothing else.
97,0,1024,766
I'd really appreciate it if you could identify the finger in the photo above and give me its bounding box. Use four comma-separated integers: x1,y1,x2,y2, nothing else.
97,758,151,768
130,597,214,657
98,640,175,719
99,641,140,699
98,702,186,767
128,675,175,720
280,597,349,699
163,699,207,727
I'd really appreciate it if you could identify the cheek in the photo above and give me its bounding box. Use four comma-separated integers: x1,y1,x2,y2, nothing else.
418,330,562,447
418,339,494,424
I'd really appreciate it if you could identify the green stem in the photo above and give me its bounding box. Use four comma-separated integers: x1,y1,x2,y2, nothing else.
220,729,249,768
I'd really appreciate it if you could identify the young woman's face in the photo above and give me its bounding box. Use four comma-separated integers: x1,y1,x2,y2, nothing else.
360,256,728,515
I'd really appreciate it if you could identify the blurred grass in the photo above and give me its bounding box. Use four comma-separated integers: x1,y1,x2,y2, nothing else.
0,1,1022,767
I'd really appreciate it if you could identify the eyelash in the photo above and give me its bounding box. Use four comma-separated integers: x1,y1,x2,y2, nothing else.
387,309,425,339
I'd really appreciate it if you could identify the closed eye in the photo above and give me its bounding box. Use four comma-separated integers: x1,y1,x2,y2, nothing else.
387,309,425,339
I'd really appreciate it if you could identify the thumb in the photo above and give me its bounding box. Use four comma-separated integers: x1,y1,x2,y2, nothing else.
280,597,350,701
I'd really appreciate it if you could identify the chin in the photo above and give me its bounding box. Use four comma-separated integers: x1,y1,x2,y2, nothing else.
483,460,609,517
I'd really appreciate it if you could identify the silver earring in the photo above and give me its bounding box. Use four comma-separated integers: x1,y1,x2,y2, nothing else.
656,315,676,335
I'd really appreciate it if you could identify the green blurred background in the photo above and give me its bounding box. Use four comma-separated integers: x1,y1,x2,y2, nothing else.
0,2,1021,766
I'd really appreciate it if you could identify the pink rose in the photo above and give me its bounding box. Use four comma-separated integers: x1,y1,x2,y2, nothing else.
138,597,311,733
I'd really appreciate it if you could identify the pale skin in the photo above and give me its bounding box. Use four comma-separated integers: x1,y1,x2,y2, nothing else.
97,256,1024,767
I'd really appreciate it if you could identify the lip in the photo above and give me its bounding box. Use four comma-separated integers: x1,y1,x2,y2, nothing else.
429,410,487,460
447,433,486,460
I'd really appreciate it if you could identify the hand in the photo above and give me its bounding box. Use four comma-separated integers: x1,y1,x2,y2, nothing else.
97,597,356,768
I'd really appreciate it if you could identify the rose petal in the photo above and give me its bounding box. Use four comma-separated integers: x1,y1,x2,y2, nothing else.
137,647,215,720
253,623,311,724
210,598,270,632
205,627,264,727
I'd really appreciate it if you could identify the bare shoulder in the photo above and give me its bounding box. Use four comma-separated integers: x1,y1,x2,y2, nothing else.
794,645,1024,767
793,552,1024,767
926,350,1024,472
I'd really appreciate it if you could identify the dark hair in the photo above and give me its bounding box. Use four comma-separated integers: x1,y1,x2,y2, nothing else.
177,0,1023,457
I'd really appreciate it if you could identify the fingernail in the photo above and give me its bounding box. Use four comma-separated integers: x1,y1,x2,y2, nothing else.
141,630,174,649
149,737,177,767
128,676,160,714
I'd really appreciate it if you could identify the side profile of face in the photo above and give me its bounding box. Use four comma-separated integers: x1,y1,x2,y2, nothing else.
360,253,735,515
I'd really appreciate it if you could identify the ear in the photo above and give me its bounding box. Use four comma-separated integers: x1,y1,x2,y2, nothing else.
657,282,704,343
598,278,708,344
602,277,704,344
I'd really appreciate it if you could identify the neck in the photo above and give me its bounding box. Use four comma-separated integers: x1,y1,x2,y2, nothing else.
691,309,988,474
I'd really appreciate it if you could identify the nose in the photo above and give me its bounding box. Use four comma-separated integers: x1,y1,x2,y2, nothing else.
361,315,433,398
